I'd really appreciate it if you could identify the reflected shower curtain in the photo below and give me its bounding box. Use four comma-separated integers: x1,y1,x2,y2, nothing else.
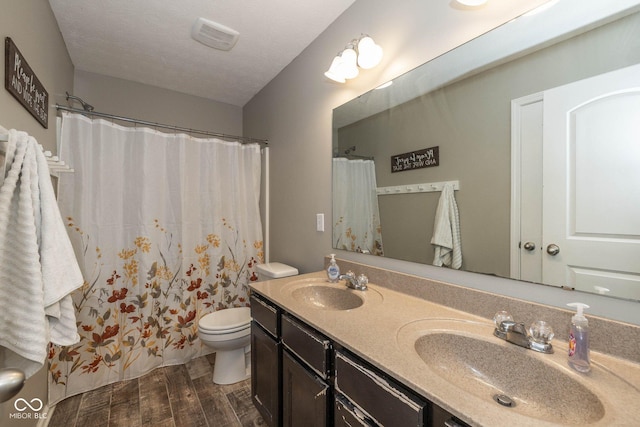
48,112,264,403
332,158,383,255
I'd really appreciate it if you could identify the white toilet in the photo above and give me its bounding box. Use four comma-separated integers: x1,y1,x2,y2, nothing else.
197,262,298,384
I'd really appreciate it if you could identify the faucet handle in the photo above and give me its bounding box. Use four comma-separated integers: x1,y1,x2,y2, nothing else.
493,311,514,329
356,274,368,286
529,320,554,344
528,320,554,354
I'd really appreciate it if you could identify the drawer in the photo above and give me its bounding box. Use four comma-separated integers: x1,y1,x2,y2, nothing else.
250,294,279,337
334,394,376,426
281,314,331,379
335,351,426,427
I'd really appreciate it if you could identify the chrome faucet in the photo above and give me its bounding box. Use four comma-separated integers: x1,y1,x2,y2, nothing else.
339,271,368,291
493,311,554,354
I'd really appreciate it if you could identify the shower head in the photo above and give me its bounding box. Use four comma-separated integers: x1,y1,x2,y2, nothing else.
66,92,95,112
344,146,356,155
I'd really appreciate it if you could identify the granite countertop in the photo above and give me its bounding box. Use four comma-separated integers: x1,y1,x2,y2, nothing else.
250,271,640,427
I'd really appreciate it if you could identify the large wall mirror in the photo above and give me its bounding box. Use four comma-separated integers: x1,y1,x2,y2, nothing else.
332,0,640,303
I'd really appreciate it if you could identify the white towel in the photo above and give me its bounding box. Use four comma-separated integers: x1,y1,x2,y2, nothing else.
0,127,83,378
430,183,462,269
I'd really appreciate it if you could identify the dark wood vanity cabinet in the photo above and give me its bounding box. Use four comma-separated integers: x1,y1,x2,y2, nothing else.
334,394,377,426
282,350,329,427
430,404,470,427
250,292,467,427
335,350,426,427
281,314,331,427
250,295,281,426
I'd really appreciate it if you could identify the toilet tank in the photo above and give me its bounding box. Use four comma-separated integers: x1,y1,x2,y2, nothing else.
255,262,298,281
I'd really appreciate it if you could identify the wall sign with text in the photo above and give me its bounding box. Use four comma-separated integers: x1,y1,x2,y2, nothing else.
5,37,49,128
391,146,439,173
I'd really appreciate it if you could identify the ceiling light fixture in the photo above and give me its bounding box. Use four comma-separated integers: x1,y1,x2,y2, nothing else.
324,34,383,83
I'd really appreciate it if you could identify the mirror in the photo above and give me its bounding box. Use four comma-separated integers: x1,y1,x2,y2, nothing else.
333,1,640,301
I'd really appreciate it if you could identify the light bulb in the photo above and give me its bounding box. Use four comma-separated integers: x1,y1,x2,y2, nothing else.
357,36,383,69
341,47,359,79
324,55,346,83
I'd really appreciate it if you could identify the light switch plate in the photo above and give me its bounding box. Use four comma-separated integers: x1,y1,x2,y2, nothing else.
316,213,324,232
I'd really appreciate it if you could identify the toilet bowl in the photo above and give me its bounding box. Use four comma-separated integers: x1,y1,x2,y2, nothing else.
197,263,298,385
198,307,251,384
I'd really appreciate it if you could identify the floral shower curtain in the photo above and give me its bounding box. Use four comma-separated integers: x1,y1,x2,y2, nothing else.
332,158,383,255
48,112,264,404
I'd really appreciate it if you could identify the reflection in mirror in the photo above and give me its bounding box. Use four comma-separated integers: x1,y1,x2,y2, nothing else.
333,1,640,301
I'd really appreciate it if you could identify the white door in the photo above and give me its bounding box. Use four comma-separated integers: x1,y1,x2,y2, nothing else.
542,64,640,298
510,94,544,283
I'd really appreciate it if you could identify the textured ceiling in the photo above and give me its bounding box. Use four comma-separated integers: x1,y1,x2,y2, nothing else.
49,0,356,107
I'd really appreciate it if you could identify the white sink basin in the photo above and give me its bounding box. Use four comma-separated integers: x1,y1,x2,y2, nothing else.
292,285,364,310
280,278,383,311
414,332,604,424
397,319,606,425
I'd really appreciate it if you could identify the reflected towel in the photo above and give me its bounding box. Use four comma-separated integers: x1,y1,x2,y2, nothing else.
0,127,83,378
430,183,462,269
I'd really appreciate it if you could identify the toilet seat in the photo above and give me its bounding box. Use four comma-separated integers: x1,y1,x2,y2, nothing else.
198,307,250,334
199,323,250,335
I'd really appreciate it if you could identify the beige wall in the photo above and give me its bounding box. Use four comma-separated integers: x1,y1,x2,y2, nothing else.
0,1,74,425
243,0,547,274
73,70,242,136
0,0,73,153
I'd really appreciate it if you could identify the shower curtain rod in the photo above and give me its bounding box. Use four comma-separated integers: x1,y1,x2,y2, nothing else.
54,105,268,145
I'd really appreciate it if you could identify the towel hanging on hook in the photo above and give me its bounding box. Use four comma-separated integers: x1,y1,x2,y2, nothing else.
431,182,462,269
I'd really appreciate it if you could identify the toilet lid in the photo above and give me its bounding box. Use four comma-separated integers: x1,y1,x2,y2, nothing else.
199,307,251,332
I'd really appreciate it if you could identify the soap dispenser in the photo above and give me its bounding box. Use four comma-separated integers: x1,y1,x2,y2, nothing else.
327,254,340,283
567,303,590,373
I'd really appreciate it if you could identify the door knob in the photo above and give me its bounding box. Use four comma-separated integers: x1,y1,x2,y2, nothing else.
0,368,25,403
546,244,560,256
523,242,536,251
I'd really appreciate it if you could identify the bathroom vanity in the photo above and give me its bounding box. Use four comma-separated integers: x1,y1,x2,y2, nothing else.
250,292,443,426
250,268,640,427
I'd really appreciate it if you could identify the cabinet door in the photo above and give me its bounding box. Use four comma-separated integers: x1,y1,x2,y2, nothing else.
251,322,280,427
282,350,329,427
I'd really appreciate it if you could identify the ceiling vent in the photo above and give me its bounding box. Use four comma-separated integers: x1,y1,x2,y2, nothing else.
191,17,239,51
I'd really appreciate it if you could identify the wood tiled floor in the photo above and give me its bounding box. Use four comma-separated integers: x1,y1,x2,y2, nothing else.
48,354,264,427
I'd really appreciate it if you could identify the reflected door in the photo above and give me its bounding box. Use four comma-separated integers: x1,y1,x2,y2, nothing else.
542,64,640,298
512,95,544,283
